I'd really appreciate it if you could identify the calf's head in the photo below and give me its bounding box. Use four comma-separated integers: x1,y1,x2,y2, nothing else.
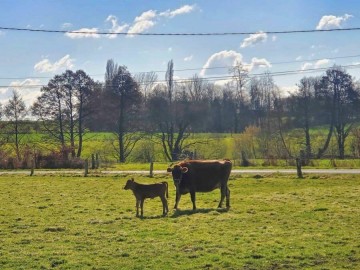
167,164,188,185
124,178,135,190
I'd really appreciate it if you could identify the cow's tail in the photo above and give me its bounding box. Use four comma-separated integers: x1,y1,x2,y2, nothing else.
162,181,169,198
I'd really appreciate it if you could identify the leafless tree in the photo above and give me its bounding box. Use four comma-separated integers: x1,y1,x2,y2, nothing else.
134,71,158,102
4,90,27,161
317,66,360,159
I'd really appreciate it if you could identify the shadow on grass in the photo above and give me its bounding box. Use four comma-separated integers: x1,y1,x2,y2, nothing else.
138,214,168,220
170,208,229,218
122,208,229,219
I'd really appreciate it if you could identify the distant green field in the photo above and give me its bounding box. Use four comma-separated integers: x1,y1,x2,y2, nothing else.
3,131,360,168
0,174,359,269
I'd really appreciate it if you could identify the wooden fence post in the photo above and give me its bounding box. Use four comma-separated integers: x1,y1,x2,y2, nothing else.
296,157,303,178
149,161,154,178
30,159,35,176
84,159,89,177
95,153,99,169
91,154,95,169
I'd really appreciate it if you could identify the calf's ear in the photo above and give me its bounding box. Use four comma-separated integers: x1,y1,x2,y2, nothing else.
167,168,173,172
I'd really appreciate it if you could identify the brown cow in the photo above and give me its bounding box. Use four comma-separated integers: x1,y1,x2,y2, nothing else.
123,178,169,217
167,159,232,210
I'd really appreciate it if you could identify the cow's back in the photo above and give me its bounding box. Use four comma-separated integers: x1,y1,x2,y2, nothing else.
180,160,232,192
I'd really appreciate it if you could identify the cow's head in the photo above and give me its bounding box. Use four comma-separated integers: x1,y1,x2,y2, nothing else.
124,178,135,190
167,164,188,186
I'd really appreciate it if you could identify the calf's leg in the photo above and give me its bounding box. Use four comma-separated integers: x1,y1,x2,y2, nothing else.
160,195,168,216
136,199,140,217
140,199,145,217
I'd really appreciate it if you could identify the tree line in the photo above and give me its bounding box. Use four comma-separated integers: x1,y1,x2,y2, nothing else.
1,59,360,166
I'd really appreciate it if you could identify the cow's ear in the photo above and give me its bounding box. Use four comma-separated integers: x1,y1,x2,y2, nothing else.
181,167,188,173
167,167,173,172
131,178,134,182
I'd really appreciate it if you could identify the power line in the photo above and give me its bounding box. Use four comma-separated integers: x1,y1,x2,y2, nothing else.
1,63,360,89
2,26,360,36
1,53,360,81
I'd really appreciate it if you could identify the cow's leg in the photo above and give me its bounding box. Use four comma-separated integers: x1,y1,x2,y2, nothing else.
140,199,145,217
174,190,181,209
190,191,196,210
218,184,226,208
226,186,230,209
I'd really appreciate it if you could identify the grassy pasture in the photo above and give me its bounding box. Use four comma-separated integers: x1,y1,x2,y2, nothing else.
0,174,359,269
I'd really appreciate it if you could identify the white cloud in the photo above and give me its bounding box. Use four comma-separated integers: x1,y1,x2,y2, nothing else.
0,79,42,106
184,55,193,62
296,56,302,61
241,31,268,48
201,50,274,77
316,14,353,30
200,50,243,76
62,22,73,29
280,85,297,97
315,59,330,68
248,57,272,70
168,47,173,52
105,15,129,39
301,59,330,70
65,28,100,39
34,55,75,73
200,50,272,77
127,10,157,36
63,5,196,39
301,62,313,70
160,4,195,18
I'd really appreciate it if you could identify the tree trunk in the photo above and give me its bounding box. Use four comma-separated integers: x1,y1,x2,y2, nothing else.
77,94,84,158
316,119,334,158
118,93,126,163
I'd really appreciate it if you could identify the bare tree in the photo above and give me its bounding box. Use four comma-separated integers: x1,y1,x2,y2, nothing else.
4,90,28,161
147,60,205,161
184,74,205,102
290,76,320,159
32,70,95,158
32,75,67,152
134,71,158,102
110,65,143,163
73,70,96,157
230,61,250,132
317,66,360,159
249,73,279,159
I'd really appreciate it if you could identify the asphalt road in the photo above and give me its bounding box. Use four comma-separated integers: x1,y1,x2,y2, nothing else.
1,169,360,175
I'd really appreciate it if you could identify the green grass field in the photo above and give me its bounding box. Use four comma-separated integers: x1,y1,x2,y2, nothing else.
0,173,359,269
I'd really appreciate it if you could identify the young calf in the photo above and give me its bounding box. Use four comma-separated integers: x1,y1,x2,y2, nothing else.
123,178,169,217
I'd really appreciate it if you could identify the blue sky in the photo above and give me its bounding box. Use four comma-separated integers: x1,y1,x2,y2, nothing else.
1,0,360,105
